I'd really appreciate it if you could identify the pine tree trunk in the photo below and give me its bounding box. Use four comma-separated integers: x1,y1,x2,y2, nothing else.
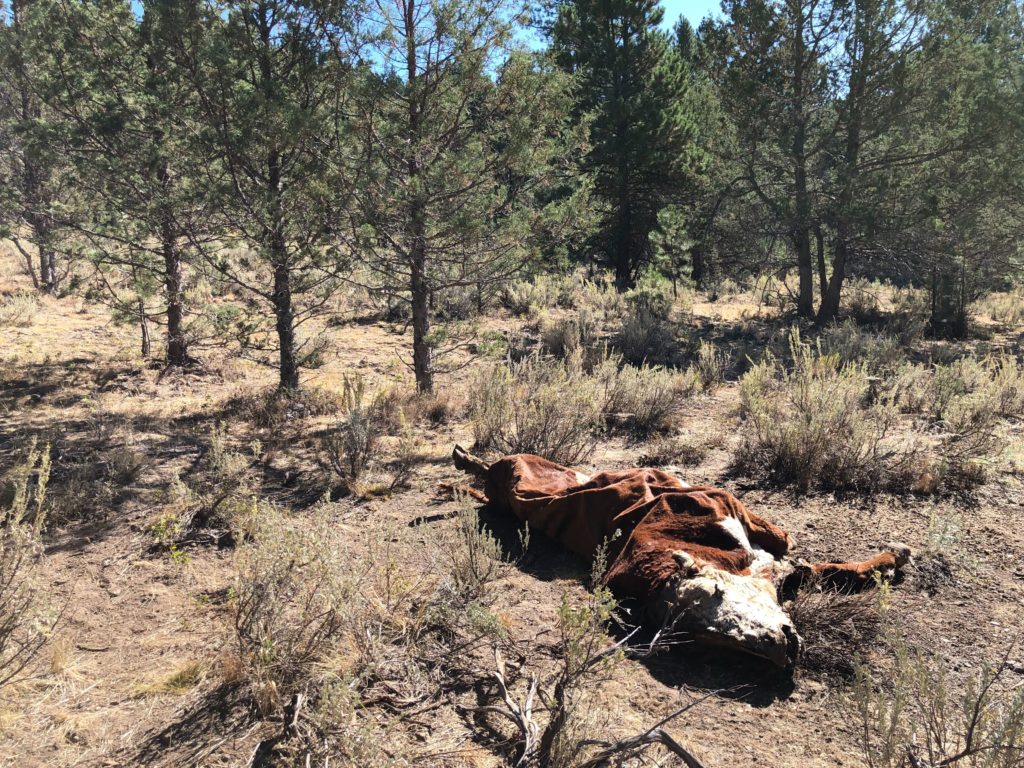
269,150,298,390
792,3,814,319
691,242,704,288
273,255,299,391
256,9,298,391
157,153,188,368
816,0,868,327
405,0,433,394
817,236,847,325
815,225,827,300
794,228,814,317
138,298,151,358
162,216,188,368
410,249,433,393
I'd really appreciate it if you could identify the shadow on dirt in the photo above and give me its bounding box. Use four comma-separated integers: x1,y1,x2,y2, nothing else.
125,682,254,768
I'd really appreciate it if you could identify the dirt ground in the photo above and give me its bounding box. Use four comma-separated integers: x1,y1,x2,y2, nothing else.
2,251,1024,768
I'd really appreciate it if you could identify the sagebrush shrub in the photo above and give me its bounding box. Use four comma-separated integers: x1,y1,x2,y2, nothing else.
0,440,56,690
974,284,1024,325
820,320,903,377
842,277,883,321
501,273,564,316
435,504,509,605
321,375,380,490
233,505,358,715
637,433,719,467
615,307,679,366
469,351,602,465
692,339,728,392
852,637,1024,768
734,328,910,492
596,353,693,435
0,291,39,328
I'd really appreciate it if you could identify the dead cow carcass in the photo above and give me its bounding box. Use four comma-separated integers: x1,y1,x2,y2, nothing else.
453,446,909,668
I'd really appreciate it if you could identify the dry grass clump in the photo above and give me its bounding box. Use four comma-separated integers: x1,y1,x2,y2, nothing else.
135,660,207,697
852,638,1024,768
469,351,603,465
787,582,884,679
0,440,57,690
974,284,1024,325
734,328,911,493
46,426,150,525
0,291,39,327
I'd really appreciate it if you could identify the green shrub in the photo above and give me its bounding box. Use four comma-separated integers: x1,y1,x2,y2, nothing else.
734,328,910,492
852,639,1024,768
468,351,603,465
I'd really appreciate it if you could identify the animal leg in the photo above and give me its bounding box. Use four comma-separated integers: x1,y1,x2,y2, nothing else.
799,542,912,592
452,444,490,480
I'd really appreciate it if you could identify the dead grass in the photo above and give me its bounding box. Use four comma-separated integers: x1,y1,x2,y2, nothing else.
787,584,885,680
0,291,39,327
135,661,207,697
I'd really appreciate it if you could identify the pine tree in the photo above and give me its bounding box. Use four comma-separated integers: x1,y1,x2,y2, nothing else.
24,0,205,366
351,0,572,393
556,0,703,290
173,0,359,390
0,0,71,294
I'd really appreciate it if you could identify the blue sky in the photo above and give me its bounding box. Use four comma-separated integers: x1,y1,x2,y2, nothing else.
660,0,723,28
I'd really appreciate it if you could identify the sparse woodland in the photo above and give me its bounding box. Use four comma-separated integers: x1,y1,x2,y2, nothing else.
1,0,1024,766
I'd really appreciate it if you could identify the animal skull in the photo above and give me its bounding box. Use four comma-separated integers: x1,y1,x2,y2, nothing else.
657,551,800,668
